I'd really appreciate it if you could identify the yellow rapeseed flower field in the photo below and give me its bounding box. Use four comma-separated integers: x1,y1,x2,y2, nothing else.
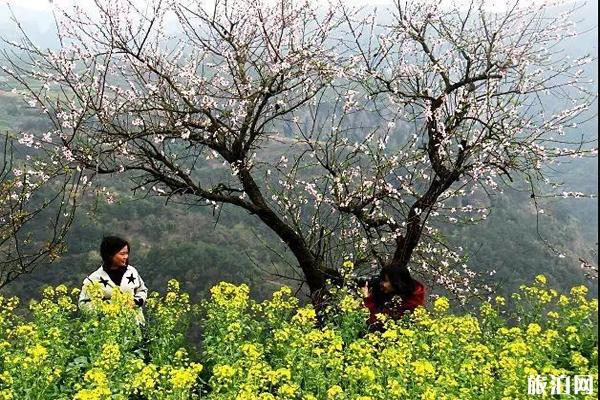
0,276,597,399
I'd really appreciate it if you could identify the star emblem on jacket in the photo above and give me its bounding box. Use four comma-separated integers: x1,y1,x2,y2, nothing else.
79,265,149,325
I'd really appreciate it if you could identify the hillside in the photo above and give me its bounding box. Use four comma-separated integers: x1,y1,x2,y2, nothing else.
0,72,597,305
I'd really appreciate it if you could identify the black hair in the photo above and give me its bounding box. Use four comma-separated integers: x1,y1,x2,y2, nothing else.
381,266,417,299
371,266,418,309
100,236,130,267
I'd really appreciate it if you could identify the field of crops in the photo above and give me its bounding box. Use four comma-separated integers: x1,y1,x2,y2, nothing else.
0,276,597,399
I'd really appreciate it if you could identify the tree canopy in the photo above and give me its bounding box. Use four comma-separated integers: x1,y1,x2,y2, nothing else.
1,0,596,302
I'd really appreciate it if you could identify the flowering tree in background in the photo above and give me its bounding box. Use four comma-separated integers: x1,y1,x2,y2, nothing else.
300,0,598,295
0,132,81,288
1,0,595,302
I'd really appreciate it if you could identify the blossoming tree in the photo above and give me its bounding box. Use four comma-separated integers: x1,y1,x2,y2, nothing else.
0,132,81,288
1,0,595,301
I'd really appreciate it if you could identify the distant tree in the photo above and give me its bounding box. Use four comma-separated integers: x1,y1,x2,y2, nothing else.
0,132,80,289
1,0,595,302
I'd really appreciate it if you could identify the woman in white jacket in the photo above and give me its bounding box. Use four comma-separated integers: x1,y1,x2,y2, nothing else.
79,236,148,324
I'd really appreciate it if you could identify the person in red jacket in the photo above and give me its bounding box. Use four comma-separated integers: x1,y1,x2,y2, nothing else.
362,266,425,329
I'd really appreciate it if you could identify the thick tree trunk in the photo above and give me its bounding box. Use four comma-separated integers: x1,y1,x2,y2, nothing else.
388,171,461,272
237,167,328,295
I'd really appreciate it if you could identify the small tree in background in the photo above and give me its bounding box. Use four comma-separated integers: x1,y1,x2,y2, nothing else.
0,132,81,289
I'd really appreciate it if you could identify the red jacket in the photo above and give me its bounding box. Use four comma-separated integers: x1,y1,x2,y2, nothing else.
364,281,426,325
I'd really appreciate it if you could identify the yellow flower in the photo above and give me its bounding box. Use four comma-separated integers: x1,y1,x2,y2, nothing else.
399,328,415,338
535,274,547,285
412,360,436,377
174,348,189,362
167,279,180,292
526,323,542,336
357,366,376,382
213,364,236,381
388,379,408,397
170,365,202,390
83,368,109,386
25,344,48,364
479,302,498,318
267,368,292,385
570,285,588,298
278,383,298,398
240,343,261,359
571,352,589,368
14,324,36,338
166,292,177,302
566,326,578,334
411,306,431,324
0,371,13,386
73,388,110,400
42,286,55,299
547,311,559,319
506,340,528,356
524,367,539,380
382,329,398,340
292,306,316,326
55,284,68,295
339,294,361,313
326,385,344,398
0,389,14,400
210,282,250,309
421,387,438,400
433,297,450,313
95,342,121,369
274,327,291,342
132,364,158,392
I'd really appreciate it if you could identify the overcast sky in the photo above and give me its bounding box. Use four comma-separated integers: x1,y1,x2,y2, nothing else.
6,0,595,12
5,0,400,11
1,0,596,54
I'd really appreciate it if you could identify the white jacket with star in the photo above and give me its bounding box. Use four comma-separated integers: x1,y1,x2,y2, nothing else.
78,265,148,323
